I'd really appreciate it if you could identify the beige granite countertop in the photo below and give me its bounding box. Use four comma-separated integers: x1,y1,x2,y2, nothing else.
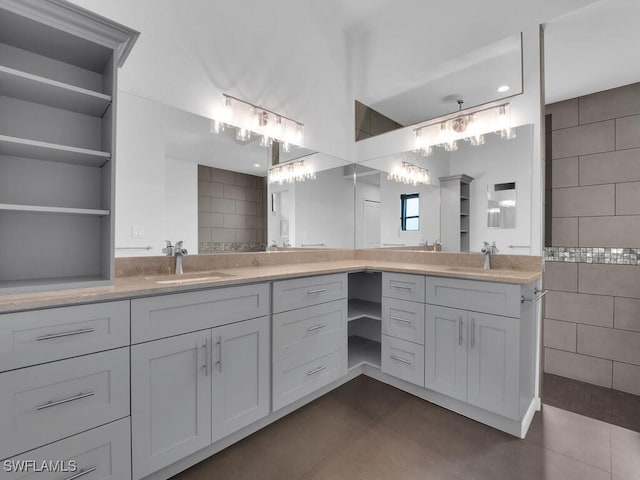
0,254,541,314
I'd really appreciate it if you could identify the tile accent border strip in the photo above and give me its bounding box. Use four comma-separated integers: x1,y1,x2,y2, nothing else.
545,247,640,265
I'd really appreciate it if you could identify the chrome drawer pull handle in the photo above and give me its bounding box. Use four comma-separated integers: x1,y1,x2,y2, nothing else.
37,391,95,411
471,319,476,348
201,340,208,376
216,336,222,372
392,285,412,290
307,365,327,376
521,289,548,303
36,328,95,341
64,467,97,480
390,316,412,324
307,288,327,294
390,354,412,365
459,316,463,346
307,323,327,332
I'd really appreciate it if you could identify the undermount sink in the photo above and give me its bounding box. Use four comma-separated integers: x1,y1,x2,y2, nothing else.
445,266,517,276
145,270,235,285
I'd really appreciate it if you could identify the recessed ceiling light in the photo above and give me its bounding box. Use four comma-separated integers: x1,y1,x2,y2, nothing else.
254,163,261,167
497,85,510,93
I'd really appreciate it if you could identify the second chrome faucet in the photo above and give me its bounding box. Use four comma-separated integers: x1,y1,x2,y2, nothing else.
481,241,498,270
163,240,188,274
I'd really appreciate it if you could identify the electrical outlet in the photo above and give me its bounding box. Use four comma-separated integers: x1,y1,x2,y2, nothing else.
131,226,144,238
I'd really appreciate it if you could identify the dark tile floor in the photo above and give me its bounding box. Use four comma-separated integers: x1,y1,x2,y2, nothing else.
543,373,640,432
172,375,640,480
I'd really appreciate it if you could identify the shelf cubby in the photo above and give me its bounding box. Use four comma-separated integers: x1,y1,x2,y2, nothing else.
0,1,138,293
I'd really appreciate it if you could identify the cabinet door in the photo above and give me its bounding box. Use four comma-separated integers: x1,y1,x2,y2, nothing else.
425,305,467,402
212,316,270,442
467,312,520,420
131,330,212,480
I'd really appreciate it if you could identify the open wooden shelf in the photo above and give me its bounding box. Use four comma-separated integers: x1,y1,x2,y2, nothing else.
0,65,111,116
0,135,110,166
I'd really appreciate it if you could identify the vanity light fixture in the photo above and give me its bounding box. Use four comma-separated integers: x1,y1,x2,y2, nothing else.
268,159,315,185
211,94,304,148
387,162,430,185
413,103,514,155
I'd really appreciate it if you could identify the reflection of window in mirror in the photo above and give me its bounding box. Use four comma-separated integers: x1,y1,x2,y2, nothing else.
401,193,420,231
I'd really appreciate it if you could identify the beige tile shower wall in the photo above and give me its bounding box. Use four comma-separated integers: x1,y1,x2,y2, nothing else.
198,165,267,251
544,82,640,395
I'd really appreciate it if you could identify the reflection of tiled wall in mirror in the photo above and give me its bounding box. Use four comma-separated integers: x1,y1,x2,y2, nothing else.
355,101,403,141
198,165,267,253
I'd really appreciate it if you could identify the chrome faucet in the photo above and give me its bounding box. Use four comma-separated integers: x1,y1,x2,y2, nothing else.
163,240,188,274
481,241,498,270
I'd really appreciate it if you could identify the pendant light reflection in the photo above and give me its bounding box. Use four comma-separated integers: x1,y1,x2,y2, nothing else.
387,162,430,185
268,160,315,185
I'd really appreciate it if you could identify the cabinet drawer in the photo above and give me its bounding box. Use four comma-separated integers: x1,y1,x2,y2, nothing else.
382,273,425,302
2,417,131,480
0,301,129,372
426,276,521,318
272,274,348,313
0,348,129,459
382,298,425,345
131,283,270,343
273,348,346,410
381,335,425,387
273,300,347,362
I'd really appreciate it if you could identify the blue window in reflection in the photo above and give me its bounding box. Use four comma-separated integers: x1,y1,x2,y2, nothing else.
401,193,419,231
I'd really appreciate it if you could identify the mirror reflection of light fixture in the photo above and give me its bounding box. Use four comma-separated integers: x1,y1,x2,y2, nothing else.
414,102,515,155
268,159,315,185
211,94,304,148
388,162,430,185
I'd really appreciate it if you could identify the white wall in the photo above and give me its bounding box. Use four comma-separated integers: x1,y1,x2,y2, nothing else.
449,125,533,254
294,167,354,248
115,93,197,256
378,179,440,248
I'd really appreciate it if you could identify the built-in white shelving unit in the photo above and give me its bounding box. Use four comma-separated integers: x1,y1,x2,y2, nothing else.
440,174,474,252
347,272,382,370
0,0,138,293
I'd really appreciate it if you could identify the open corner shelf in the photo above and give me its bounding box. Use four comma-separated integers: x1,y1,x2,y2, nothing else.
0,135,110,166
0,64,111,117
348,298,382,321
348,335,381,370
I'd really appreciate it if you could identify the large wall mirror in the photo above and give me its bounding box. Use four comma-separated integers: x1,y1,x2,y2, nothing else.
356,33,523,140
134,96,355,254
355,124,533,254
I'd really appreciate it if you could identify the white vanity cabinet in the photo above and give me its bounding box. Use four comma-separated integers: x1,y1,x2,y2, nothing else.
130,284,270,480
380,273,426,387
425,277,533,421
272,273,348,410
0,300,132,478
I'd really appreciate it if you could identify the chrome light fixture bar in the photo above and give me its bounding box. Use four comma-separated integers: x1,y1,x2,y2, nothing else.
211,94,304,150
268,159,315,185
387,162,430,185
413,103,514,155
